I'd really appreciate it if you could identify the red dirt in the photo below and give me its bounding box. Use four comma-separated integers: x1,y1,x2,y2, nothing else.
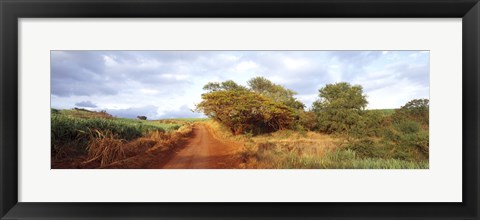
153,124,240,169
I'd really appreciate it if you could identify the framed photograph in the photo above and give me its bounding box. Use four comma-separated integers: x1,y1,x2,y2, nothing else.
49,49,431,170
1,0,479,219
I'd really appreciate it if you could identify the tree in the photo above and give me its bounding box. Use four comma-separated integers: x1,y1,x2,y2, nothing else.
312,82,368,134
202,80,248,92
198,77,306,135
247,76,305,110
398,99,429,125
137,116,147,120
401,99,429,111
196,89,295,135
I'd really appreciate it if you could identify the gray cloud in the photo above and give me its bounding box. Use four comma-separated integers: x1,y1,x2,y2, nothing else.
391,63,429,86
51,51,192,98
330,51,383,64
51,51,115,97
75,101,97,108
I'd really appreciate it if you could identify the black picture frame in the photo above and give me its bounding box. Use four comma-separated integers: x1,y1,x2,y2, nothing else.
1,0,479,219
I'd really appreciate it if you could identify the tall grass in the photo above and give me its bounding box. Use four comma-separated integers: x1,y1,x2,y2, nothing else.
51,114,165,159
278,149,428,169
115,118,183,131
85,130,126,166
77,128,195,168
99,125,194,168
249,143,428,169
51,108,198,168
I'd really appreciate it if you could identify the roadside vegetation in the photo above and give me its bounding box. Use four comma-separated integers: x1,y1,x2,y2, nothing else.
51,108,196,168
196,77,429,169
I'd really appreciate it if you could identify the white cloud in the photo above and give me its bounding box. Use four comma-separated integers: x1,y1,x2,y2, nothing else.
161,73,189,81
283,57,310,70
219,53,240,62
140,88,160,95
233,61,258,72
366,79,428,109
103,55,117,66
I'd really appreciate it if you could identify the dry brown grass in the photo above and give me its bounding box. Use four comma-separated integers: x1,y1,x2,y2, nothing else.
84,130,126,167
203,120,344,168
122,131,165,157
77,125,194,169
100,124,194,168
241,131,344,168
203,121,245,149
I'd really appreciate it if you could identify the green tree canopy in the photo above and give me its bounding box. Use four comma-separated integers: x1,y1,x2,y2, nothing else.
312,82,368,134
393,98,429,125
202,80,248,92
196,89,295,135
247,76,305,110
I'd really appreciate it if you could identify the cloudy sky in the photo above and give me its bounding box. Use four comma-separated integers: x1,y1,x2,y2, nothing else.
51,50,429,119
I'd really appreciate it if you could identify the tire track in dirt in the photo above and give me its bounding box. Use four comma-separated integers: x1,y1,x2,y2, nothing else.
157,124,240,169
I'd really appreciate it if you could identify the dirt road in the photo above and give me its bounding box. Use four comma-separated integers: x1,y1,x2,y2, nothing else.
160,124,239,169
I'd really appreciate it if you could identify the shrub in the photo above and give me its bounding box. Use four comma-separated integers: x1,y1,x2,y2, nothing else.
344,139,377,158
393,99,429,125
395,120,421,134
348,110,384,137
399,131,429,158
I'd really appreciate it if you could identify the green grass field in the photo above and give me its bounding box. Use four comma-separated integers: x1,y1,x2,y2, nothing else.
54,109,209,131
115,118,183,131
160,118,209,121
